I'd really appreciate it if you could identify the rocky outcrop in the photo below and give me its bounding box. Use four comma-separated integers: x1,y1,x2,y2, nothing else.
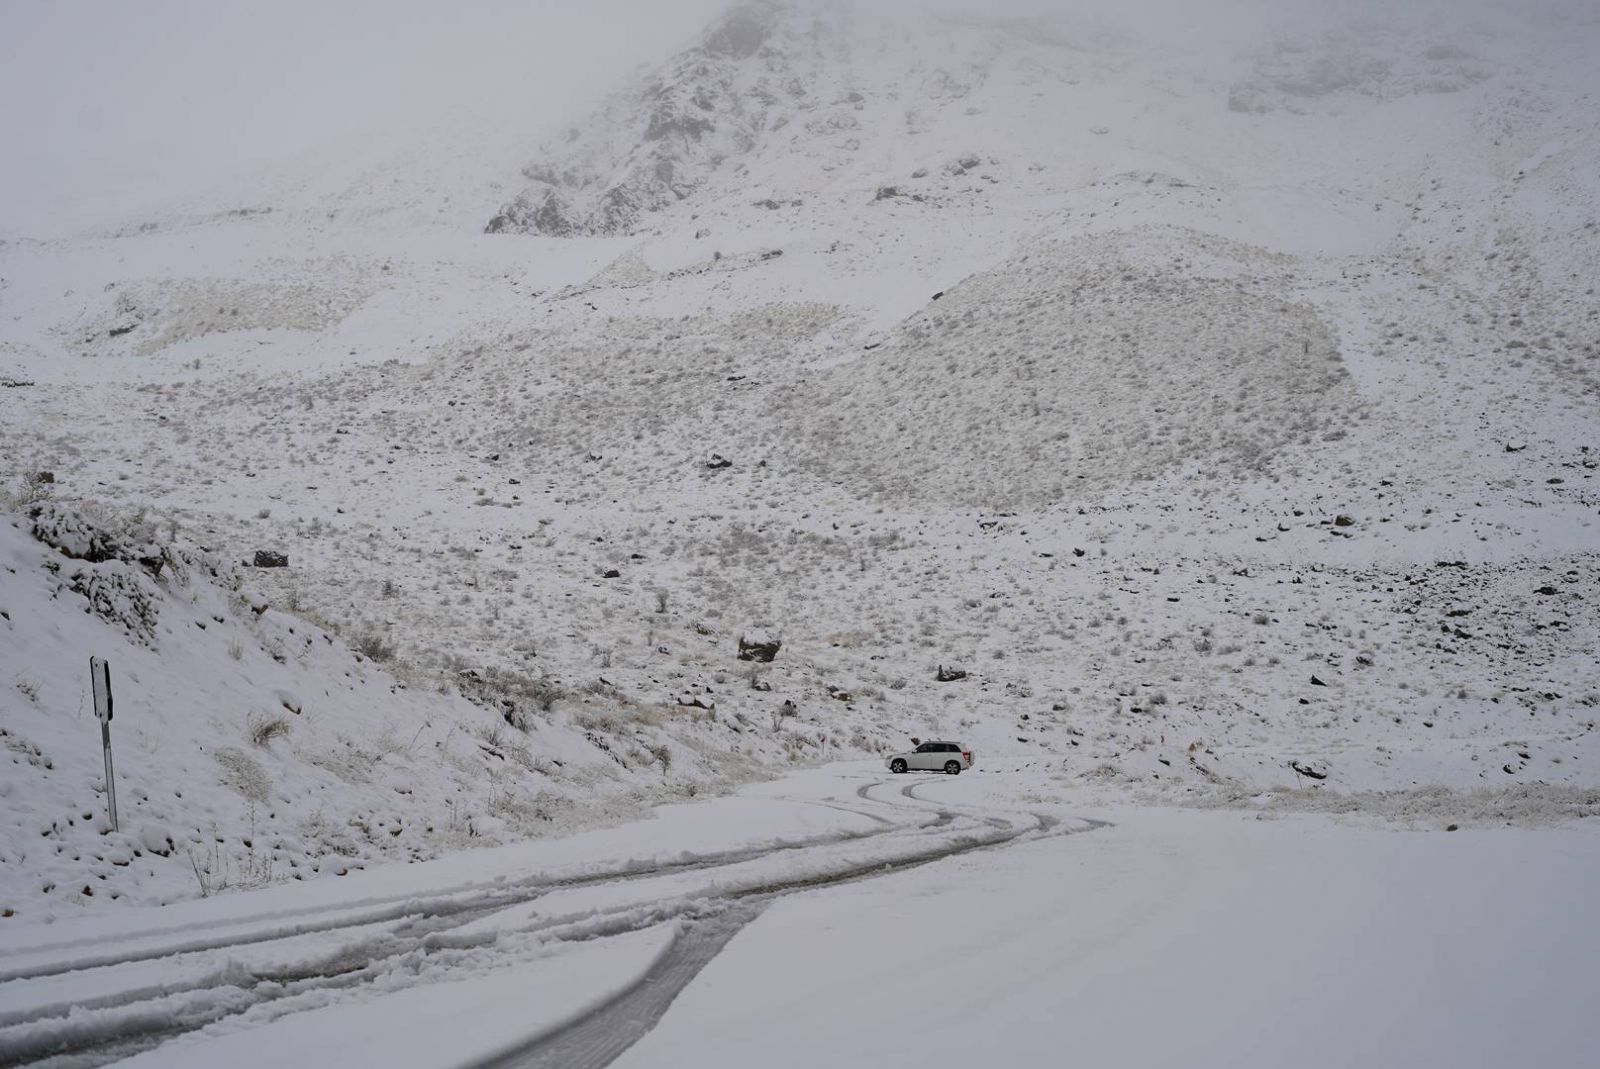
486,2,788,236
737,631,782,662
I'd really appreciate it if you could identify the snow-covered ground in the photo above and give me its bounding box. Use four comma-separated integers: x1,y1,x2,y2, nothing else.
1,0,1598,1062
1,763,1593,1068
620,772,1600,1069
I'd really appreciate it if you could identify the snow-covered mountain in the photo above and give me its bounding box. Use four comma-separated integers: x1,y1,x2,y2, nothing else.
488,1,789,236
2,0,1598,916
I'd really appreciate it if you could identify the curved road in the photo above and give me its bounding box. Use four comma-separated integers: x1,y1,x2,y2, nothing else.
0,775,1110,1069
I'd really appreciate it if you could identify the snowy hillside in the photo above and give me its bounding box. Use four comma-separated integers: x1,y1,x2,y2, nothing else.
2,499,850,916
2,0,1599,927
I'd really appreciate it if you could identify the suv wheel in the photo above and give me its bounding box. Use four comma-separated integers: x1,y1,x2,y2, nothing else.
890,758,908,774
944,760,962,775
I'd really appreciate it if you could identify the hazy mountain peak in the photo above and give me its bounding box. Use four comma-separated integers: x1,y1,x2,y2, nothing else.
702,0,786,59
486,0,797,236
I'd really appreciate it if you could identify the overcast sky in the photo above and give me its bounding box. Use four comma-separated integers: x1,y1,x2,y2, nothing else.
1,0,1592,231
0,0,728,228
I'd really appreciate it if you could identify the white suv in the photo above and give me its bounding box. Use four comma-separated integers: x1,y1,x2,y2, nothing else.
887,741,974,775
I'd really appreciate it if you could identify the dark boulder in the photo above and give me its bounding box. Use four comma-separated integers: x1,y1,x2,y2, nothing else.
737,632,781,662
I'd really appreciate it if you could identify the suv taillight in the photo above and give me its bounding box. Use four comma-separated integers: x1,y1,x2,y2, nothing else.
962,751,972,763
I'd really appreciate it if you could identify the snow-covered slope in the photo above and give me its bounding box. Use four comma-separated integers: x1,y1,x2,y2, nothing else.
0,501,828,916
2,0,1598,916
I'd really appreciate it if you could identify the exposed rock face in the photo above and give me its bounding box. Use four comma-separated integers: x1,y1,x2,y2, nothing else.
738,631,782,662
486,2,787,236
31,503,166,577
486,189,578,237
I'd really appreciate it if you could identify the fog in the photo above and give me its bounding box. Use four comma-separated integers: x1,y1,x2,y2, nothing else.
0,0,1592,230
0,0,728,227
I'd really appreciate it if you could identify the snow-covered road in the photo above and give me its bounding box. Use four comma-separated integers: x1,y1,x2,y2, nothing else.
0,765,1100,1067
1,765,1593,1069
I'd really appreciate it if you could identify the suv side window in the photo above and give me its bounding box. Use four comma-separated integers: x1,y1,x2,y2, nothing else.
915,743,935,753
942,743,958,752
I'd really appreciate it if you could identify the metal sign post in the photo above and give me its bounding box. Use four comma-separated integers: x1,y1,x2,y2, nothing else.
90,656,118,832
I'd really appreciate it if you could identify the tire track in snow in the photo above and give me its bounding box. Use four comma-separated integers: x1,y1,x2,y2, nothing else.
0,797,911,987
474,786,1114,1069
0,790,935,1065
897,776,1115,839
0,796,917,1066
468,906,765,1069
0,784,1109,1069
901,779,1018,830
